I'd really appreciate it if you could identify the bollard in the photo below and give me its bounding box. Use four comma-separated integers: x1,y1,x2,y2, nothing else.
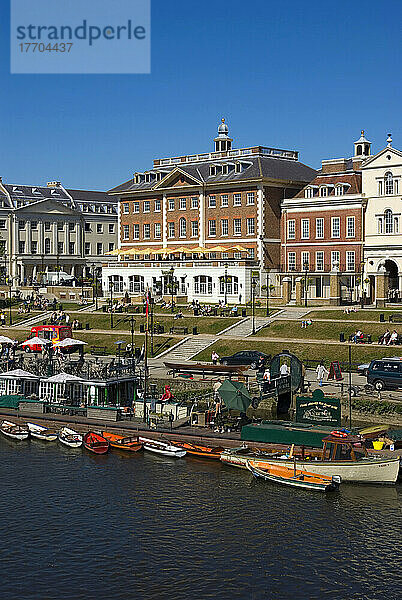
379,313,385,322
340,332,345,342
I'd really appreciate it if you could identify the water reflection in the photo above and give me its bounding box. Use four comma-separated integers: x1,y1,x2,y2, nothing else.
0,436,400,600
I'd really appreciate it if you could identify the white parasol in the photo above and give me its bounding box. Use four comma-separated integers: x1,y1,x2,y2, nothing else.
46,372,83,384
0,369,39,379
0,335,15,344
21,337,52,347
54,338,87,348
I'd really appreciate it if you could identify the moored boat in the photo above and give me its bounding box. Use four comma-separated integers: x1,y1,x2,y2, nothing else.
58,426,83,448
247,460,341,492
101,431,142,452
222,435,400,484
83,431,110,455
0,420,29,441
139,436,186,458
171,439,225,459
27,422,57,442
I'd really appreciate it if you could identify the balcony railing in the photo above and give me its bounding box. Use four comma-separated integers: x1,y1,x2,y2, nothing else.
281,263,361,274
153,146,298,167
103,259,259,269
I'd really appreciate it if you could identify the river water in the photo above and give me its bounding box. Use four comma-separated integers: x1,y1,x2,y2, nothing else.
0,438,400,600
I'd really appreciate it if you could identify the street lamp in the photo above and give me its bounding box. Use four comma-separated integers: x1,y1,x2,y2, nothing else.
251,277,258,335
303,260,309,308
224,263,228,305
169,266,175,314
91,263,99,310
360,260,365,309
109,278,114,329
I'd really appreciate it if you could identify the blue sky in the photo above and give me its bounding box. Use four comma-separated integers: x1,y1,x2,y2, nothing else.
0,0,401,190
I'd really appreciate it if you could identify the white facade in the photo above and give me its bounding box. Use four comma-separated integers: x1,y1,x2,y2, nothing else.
362,140,402,293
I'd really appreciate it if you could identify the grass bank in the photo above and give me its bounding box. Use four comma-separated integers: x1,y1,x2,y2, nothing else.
255,320,389,342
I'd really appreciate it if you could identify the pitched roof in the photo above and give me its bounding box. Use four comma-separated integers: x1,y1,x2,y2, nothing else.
109,156,317,194
67,189,115,203
3,184,70,202
294,172,362,198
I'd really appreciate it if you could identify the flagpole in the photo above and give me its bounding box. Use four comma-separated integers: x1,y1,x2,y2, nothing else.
143,288,149,424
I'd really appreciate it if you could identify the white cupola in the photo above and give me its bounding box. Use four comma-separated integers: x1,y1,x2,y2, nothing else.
354,130,371,157
214,118,233,152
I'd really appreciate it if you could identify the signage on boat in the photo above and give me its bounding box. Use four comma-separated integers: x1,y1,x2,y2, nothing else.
328,361,343,381
296,389,341,427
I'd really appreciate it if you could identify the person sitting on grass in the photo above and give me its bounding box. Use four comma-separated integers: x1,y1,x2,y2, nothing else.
379,329,391,345
352,329,363,343
388,329,398,345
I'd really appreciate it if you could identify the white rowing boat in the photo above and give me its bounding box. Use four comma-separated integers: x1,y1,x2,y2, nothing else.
139,437,186,458
27,422,57,442
58,426,83,448
0,420,29,441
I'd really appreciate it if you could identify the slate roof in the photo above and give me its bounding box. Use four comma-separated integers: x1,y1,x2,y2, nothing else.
294,172,362,198
109,155,317,194
67,189,115,203
3,184,70,202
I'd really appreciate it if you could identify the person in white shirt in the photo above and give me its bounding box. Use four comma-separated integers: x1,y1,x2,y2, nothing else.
316,363,329,386
388,330,398,345
280,363,289,376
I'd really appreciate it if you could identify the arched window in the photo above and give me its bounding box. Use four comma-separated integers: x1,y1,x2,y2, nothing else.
219,275,239,295
384,209,393,234
128,275,144,294
194,275,212,295
385,172,394,195
356,144,362,155
179,217,186,237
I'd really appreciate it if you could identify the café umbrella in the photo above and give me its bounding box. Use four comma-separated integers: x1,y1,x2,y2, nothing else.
0,335,15,344
54,338,87,348
21,337,52,348
217,380,252,412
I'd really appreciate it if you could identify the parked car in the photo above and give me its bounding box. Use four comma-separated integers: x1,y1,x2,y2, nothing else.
366,357,402,390
220,350,268,369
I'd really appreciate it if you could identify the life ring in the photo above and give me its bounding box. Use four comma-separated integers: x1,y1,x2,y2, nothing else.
331,430,348,439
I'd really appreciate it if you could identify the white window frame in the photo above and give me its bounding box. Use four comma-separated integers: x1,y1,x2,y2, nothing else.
123,203,129,214
191,197,198,209
221,195,229,207
315,251,324,272
346,251,355,272
233,218,241,236
315,218,324,239
288,252,296,271
208,195,216,208
154,223,161,238
331,251,340,270
168,222,175,238
246,192,255,205
191,221,199,237
179,198,186,210
133,202,139,213
168,199,175,211
247,218,255,235
143,224,151,239
123,225,129,240
143,201,150,213
304,187,314,198
346,216,355,238
233,193,241,206
331,217,340,238
155,199,161,212
208,220,216,237
301,219,310,240
133,224,139,240
287,219,295,240
221,219,229,236
301,251,309,270
179,218,187,238
320,187,328,197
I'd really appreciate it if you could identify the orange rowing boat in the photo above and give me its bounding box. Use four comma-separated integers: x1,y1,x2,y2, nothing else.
101,431,142,452
171,440,225,459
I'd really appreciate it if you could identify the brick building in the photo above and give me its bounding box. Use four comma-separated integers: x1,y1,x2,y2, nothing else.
103,120,316,303
280,133,368,305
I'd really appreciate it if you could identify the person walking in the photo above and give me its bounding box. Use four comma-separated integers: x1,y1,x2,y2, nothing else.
211,351,219,365
0,312,5,326
280,362,289,377
316,362,329,387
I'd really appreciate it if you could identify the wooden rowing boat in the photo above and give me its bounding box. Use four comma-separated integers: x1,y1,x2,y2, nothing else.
58,426,82,448
101,431,142,452
83,431,110,455
0,420,29,441
139,437,186,458
171,440,225,459
247,460,341,492
27,422,57,442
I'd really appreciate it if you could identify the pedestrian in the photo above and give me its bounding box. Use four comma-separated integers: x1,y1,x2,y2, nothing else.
0,312,5,326
263,367,271,382
280,362,289,376
388,329,398,345
213,378,222,399
211,350,219,365
316,362,329,387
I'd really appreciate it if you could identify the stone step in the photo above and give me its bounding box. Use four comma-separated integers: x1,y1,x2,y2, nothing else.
160,336,218,361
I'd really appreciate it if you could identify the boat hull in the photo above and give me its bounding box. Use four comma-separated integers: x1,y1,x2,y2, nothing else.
27,423,57,441
139,437,186,458
101,432,142,452
221,451,400,484
171,440,224,459
58,427,82,448
0,421,29,441
58,436,82,448
248,462,338,492
83,432,110,455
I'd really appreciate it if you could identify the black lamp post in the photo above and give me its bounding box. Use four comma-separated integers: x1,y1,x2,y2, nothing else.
109,279,114,329
360,260,365,309
251,277,257,335
169,266,175,314
303,260,309,308
224,263,228,305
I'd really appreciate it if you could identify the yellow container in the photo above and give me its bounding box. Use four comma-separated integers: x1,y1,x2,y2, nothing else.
372,441,384,450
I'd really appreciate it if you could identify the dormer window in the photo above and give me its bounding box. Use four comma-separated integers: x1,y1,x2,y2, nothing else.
235,162,242,174
12,187,22,194
319,187,328,197
222,164,229,175
304,187,314,198
209,166,217,177
31,188,41,195
335,185,343,196
134,173,142,184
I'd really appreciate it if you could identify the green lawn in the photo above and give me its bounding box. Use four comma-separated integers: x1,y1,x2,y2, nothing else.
307,309,400,322
65,313,240,335
255,320,389,342
192,339,400,368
